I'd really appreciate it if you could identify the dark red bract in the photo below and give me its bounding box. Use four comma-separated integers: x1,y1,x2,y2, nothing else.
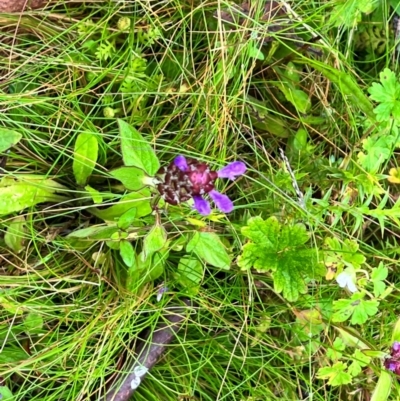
156,158,217,206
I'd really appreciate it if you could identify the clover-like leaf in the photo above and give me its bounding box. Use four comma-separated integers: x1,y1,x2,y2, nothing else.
317,361,352,386
368,68,400,122
332,292,379,325
238,216,324,301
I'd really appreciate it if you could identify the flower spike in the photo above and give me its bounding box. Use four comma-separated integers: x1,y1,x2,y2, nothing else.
157,155,245,215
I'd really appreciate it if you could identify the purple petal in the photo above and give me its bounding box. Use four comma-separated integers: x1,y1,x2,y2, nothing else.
174,155,188,171
217,161,246,180
209,190,233,213
193,195,211,215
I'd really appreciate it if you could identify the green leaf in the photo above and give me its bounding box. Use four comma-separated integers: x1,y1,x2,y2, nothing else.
66,225,119,240
142,224,167,260
329,0,378,28
332,292,379,325
23,312,44,335
238,216,323,301
347,349,371,377
0,128,22,152
4,215,26,253
371,370,392,401
0,347,28,363
176,256,204,295
0,386,14,400
306,61,375,122
85,185,103,204
89,190,152,221
73,133,98,185
327,337,345,361
120,240,136,268
371,262,388,298
186,232,230,269
118,119,160,175
110,166,146,190
368,68,400,123
0,182,67,217
316,362,352,386
357,134,395,173
118,208,137,230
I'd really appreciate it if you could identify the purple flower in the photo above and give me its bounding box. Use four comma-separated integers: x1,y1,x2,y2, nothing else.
156,155,246,215
384,342,400,376
385,358,400,375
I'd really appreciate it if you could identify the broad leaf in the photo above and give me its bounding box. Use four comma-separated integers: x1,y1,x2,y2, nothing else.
89,189,152,221
142,224,167,260
110,166,146,190
120,240,136,268
332,292,379,325
118,119,160,175
0,128,22,152
176,256,203,295
4,215,26,253
371,370,392,401
73,133,98,185
317,362,352,386
118,208,137,230
66,225,120,240
186,232,230,269
238,216,323,301
0,183,67,217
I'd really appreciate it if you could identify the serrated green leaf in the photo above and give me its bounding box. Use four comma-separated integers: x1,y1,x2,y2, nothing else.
4,215,26,253
0,183,67,217
186,232,230,269
371,262,388,281
332,293,379,325
317,362,352,386
110,166,146,190
89,190,152,221
143,224,167,260
118,119,160,175
0,128,22,152
176,256,203,295
238,216,322,301
371,370,392,401
120,240,136,268
73,133,98,185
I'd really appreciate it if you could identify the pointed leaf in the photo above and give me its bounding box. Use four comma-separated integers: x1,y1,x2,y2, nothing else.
120,240,136,268
73,133,98,185
118,119,160,175
371,370,392,401
4,215,26,253
0,183,67,217
0,128,22,152
89,190,152,221
186,232,230,269
110,166,146,190
143,224,167,260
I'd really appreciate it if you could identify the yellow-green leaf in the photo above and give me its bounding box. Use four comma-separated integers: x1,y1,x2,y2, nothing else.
73,133,98,185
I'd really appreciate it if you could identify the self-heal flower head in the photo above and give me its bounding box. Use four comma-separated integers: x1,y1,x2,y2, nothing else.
384,342,400,376
156,155,246,215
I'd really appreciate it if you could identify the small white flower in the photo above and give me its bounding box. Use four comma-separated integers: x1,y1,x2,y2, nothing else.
336,270,358,293
130,376,141,390
130,365,149,390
